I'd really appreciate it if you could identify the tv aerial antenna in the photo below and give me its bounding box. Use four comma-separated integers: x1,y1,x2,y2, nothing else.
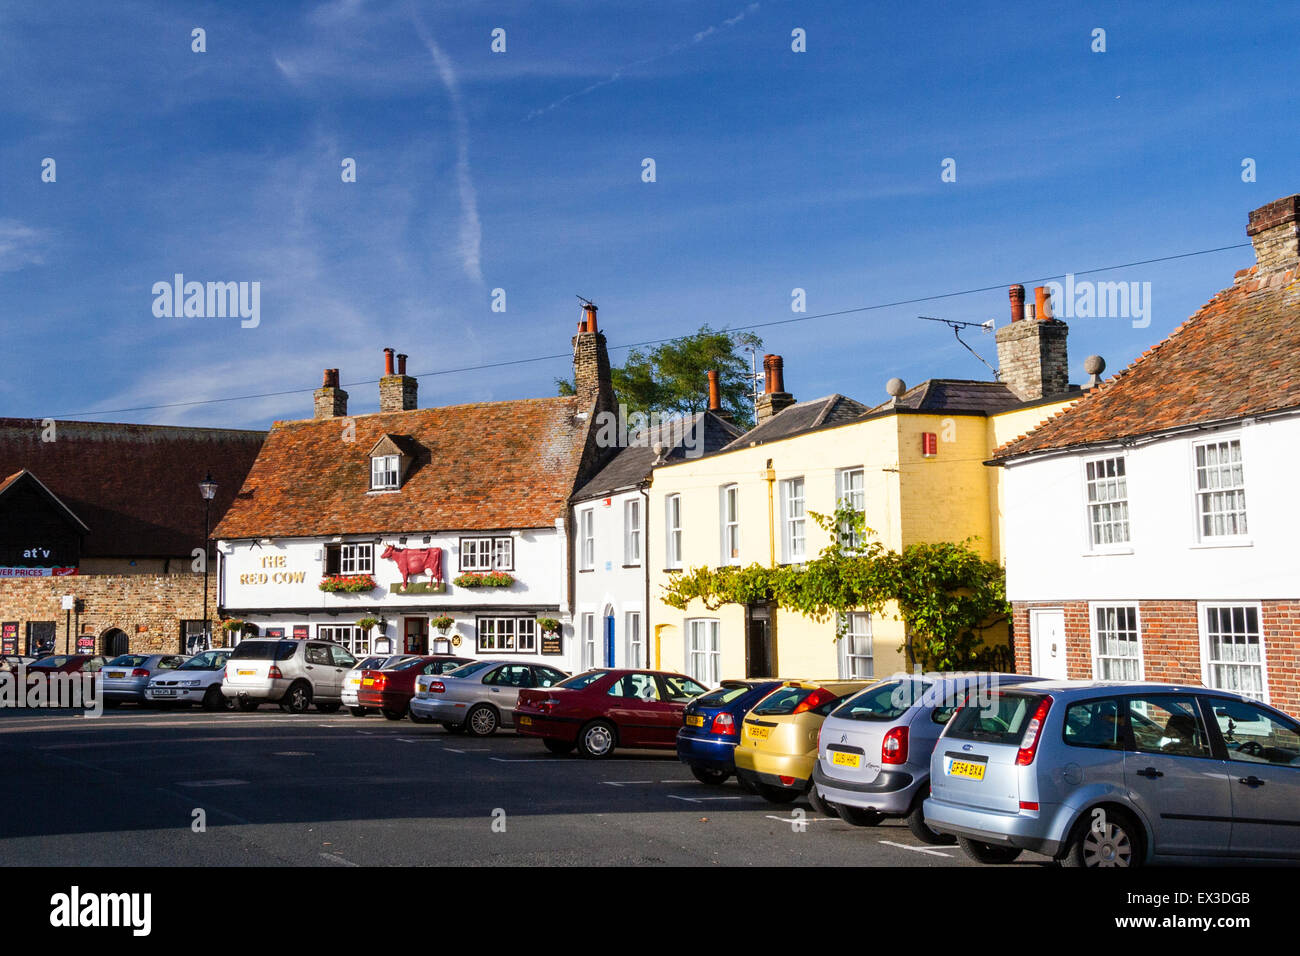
917,315,999,380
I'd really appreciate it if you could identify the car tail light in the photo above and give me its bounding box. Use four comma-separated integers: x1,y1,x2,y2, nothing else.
778,776,796,786
1020,801,1039,811
268,665,284,680
429,681,445,694
538,698,560,714
882,726,908,765
709,712,737,736
1015,697,1053,766
373,674,388,690
131,669,150,678
792,687,835,714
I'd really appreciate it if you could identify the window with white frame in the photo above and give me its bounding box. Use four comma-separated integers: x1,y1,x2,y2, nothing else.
1201,604,1265,701
1085,456,1130,547
340,543,373,574
579,509,595,570
318,624,368,657
1092,605,1142,680
476,616,537,653
626,611,643,669
665,494,682,569
581,613,597,668
782,477,806,562
686,619,721,686
460,537,514,571
838,612,873,679
371,454,400,490
1194,439,1248,538
837,467,865,549
624,499,642,565
720,485,740,565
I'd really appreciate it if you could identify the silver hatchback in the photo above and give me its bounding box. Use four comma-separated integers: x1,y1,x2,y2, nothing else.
100,653,190,705
410,659,569,735
924,680,1300,866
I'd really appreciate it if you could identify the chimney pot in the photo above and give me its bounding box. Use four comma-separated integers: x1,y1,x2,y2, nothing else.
707,369,721,411
581,303,599,334
1009,284,1025,323
1034,286,1053,321
397,353,408,375
770,355,786,394
383,348,395,376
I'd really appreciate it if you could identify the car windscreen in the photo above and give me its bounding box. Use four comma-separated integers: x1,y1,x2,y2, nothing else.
556,670,608,690
945,691,1047,746
29,656,72,668
390,658,430,671
832,680,934,721
694,685,753,708
229,640,298,661
445,660,497,679
107,655,150,667
179,652,228,670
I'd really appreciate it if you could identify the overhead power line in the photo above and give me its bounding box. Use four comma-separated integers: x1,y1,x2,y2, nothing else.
48,241,1251,419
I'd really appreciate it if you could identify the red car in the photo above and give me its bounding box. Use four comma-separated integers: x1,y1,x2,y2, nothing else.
357,655,471,720
515,668,710,758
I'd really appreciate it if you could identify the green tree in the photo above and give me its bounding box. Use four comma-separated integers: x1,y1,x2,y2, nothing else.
556,325,762,428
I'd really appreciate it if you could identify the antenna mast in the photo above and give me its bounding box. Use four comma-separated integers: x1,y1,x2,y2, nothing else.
917,316,999,380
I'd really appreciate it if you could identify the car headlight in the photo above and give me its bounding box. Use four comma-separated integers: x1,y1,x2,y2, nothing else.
181,680,202,688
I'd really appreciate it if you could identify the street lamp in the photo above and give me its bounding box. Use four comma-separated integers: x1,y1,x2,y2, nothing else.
199,473,218,650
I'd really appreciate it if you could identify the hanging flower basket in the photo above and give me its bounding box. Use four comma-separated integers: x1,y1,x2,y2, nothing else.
356,617,380,631
319,574,377,593
536,617,561,635
453,571,515,588
220,619,246,633
431,614,455,633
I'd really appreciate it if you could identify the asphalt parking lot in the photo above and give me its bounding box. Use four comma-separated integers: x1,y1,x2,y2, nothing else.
0,708,1049,866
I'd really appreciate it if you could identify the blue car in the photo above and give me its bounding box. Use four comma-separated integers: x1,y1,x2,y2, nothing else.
677,679,782,784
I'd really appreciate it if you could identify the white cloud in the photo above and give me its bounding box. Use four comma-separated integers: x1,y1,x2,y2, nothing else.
0,220,49,272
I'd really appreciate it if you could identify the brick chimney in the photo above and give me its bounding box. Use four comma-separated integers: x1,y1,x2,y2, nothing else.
571,302,614,415
755,354,795,423
1247,195,1300,273
996,285,1069,401
314,368,348,419
706,369,734,423
379,348,418,412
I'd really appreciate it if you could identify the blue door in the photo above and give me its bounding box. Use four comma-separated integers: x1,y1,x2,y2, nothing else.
604,615,615,667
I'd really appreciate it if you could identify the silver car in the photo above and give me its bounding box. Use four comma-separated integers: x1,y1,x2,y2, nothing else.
100,653,190,706
221,638,357,713
343,654,416,716
145,649,234,710
410,659,568,735
812,672,1040,840
924,680,1300,866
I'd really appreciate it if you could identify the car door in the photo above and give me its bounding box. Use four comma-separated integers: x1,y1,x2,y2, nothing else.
1122,693,1232,858
481,664,531,720
1201,696,1300,860
602,673,669,746
655,674,711,745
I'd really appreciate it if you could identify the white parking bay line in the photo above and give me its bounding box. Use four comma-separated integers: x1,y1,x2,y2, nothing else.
878,840,953,857
763,814,837,824
601,780,655,787
320,852,359,867
668,795,743,803
176,779,249,788
489,757,556,763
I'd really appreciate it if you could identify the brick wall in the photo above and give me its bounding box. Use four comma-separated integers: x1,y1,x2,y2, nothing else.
1011,598,1300,717
0,572,218,656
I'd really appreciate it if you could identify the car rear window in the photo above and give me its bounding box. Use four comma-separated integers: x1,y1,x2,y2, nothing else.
695,685,752,708
30,656,72,668
230,640,298,661
751,685,840,716
1062,698,1123,750
833,680,933,721
946,691,1047,746
107,655,149,667
446,660,496,679
557,670,608,690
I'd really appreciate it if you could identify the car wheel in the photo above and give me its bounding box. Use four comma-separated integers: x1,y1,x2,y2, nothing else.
906,790,956,845
543,738,576,755
279,681,312,714
382,707,406,721
577,720,617,759
957,836,1023,864
754,783,800,805
838,805,885,827
690,766,730,785
442,722,466,734
1059,808,1140,868
348,707,369,717
202,686,231,712
236,697,260,712
806,785,839,818
316,702,341,714
466,704,499,737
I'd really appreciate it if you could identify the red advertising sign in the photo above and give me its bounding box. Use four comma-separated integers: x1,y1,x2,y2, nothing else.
265,627,285,638
1,622,17,656
292,625,308,640
76,634,95,654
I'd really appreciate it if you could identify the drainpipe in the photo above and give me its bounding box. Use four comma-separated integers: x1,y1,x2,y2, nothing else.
640,484,652,669
762,458,776,568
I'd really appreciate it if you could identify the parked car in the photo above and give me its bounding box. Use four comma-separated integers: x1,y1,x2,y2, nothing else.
515,669,711,758
734,678,874,804
221,638,358,713
343,654,417,716
677,679,782,785
356,655,472,720
410,659,569,735
144,649,235,710
99,653,190,706
25,654,108,677
812,672,1042,839
924,680,1300,866
0,655,37,673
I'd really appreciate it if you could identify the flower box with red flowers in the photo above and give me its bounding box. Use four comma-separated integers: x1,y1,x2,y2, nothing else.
452,570,515,588
318,574,377,593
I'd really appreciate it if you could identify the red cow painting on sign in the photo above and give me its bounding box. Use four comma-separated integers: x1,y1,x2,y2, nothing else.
381,545,444,593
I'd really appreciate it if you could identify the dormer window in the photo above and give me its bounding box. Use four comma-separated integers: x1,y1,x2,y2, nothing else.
371,455,400,490
367,434,418,491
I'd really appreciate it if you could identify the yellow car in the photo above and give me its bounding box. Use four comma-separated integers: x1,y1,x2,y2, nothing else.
734,678,875,806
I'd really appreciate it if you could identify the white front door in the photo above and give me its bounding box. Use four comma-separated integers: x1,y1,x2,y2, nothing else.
1029,608,1068,679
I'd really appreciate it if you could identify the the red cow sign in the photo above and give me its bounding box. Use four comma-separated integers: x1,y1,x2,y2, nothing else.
380,545,443,591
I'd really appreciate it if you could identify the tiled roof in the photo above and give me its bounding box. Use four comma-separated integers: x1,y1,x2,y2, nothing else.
866,379,1028,414
0,419,265,557
723,394,869,449
214,397,590,539
0,469,90,532
574,411,745,500
993,263,1300,459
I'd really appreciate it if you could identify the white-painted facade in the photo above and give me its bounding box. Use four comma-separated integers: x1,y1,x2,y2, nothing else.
571,490,649,673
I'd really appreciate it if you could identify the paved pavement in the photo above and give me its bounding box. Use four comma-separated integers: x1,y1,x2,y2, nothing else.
0,707,1049,866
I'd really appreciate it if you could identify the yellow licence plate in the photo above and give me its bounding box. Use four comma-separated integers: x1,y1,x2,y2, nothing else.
686,715,705,727
831,751,861,768
362,678,374,686
237,669,255,676
349,678,360,686
518,716,532,726
746,725,771,740
948,759,986,780
107,671,125,679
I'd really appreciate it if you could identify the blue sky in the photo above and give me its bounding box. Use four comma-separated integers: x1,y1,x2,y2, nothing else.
1,0,1297,427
